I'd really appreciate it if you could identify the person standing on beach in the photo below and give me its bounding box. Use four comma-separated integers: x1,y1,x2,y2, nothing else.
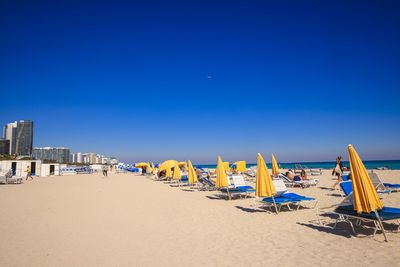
102,164,108,177
331,156,344,190
26,165,33,181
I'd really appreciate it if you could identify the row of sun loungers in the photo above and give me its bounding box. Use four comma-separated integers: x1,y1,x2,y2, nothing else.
148,168,399,241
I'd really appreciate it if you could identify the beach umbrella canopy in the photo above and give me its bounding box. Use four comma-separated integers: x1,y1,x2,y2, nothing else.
173,163,181,180
271,154,280,176
348,144,383,213
178,161,188,171
135,162,149,168
256,153,276,197
188,160,198,183
216,156,228,188
158,160,179,171
233,161,246,173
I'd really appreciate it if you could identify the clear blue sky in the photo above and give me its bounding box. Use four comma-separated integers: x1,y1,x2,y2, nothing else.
1,0,400,164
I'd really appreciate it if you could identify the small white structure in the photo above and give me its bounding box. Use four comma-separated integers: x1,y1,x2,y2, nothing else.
41,163,61,176
0,160,42,177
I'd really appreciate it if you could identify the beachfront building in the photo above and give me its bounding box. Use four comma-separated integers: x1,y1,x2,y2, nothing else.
70,152,83,163
32,147,70,163
3,120,34,156
0,139,10,155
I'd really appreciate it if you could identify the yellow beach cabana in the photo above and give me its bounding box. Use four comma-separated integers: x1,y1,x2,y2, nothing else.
135,162,150,173
233,161,246,173
178,161,188,171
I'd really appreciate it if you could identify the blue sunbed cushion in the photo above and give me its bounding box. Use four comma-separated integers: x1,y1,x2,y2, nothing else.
335,205,400,221
236,186,255,192
262,196,295,204
340,181,353,196
384,183,400,189
281,192,315,201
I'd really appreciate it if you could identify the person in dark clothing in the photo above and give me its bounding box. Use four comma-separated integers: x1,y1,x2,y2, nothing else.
102,164,108,177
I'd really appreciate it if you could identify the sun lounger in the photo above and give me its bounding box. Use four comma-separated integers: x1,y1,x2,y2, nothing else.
369,172,400,193
259,179,317,213
219,175,251,200
198,175,216,191
231,175,255,194
332,181,400,242
278,174,318,188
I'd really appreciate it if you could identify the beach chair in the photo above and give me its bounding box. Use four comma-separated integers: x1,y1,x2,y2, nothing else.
219,175,250,200
332,181,400,242
278,173,318,188
198,175,216,191
259,179,317,213
369,172,400,193
0,174,7,184
231,174,255,197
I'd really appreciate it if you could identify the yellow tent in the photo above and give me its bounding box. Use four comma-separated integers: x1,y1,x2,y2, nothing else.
256,153,276,197
216,156,228,188
158,160,179,171
271,154,280,176
165,166,173,178
135,162,149,168
233,161,246,173
223,162,230,171
348,144,382,214
188,160,198,184
136,162,150,173
173,162,181,180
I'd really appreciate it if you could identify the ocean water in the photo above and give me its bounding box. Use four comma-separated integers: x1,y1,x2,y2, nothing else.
195,160,400,170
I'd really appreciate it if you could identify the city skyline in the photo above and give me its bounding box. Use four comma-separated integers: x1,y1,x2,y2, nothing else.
1,1,400,164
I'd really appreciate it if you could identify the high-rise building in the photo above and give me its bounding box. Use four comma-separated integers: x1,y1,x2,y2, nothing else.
0,139,10,155
3,120,34,156
32,147,70,163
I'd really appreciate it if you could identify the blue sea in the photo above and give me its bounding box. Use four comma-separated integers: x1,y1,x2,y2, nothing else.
195,160,400,170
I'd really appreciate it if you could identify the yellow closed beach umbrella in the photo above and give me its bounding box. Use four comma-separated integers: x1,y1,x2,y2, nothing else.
271,154,280,176
151,162,156,175
233,161,246,173
223,162,230,171
146,162,151,173
216,156,228,188
173,163,181,180
188,160,198,184
348,144,382,213
256,153,276,197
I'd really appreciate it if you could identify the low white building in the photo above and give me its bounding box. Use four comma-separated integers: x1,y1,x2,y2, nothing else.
0,160,42,177
41,163,61,176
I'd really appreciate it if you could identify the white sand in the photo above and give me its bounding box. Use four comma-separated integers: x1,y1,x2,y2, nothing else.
0,170,399,266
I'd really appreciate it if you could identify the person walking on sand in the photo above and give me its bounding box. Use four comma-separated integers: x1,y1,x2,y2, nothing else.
102,164,108,177
26,165,33,181
331,156,344,190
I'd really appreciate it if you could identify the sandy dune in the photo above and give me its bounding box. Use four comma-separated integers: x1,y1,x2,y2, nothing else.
0,170,399,266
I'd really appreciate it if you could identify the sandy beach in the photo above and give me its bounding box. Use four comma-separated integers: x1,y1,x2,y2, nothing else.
1,170,399,266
